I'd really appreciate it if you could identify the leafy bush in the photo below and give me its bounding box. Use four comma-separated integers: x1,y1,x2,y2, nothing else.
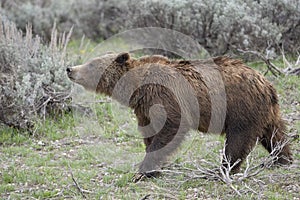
0,15,74,130
1,0,299,56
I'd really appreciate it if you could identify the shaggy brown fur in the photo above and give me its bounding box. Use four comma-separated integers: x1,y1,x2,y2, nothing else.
67,52,293,177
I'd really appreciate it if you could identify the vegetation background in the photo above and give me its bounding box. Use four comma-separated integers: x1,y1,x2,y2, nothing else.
0,0,299,199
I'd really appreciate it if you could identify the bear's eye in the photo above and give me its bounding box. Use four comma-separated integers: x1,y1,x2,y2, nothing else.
88,63,94,69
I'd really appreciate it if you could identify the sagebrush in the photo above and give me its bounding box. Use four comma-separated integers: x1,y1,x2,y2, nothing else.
0,16,75,130
1,0,299,56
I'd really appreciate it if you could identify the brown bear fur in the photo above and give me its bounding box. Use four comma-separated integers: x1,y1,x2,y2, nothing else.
67,52,293,178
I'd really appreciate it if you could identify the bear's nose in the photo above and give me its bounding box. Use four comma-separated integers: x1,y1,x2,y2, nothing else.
66,68,73,77
66,67,72,73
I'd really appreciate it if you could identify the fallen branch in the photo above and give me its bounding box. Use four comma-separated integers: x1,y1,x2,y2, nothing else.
140,194,151,200
282,52,300,75
238,49,300,76
238,49,283,77
159,130,292,197
68,165,94,198
288,68,300,75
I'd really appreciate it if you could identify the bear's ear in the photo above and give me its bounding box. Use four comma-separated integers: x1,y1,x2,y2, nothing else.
115,52,130,64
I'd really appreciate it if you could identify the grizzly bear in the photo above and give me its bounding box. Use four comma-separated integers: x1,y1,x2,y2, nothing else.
66,52,292,181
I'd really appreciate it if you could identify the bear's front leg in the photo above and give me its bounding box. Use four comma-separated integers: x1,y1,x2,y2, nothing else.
133,117,188,182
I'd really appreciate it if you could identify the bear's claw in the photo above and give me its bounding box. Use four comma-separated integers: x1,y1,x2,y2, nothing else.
132,171,161,183
132,173,145,183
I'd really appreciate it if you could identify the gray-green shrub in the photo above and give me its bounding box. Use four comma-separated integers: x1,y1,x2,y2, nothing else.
126,0,300,55
1,0,299,56
0,15,74,129
0,0,126,40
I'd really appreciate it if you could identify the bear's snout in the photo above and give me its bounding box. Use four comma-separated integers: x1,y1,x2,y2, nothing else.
66,67,72,73
66,67,72,76
66,67,75,80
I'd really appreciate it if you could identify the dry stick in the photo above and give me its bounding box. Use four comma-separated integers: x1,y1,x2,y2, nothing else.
70,172,87,198
140,194,151,200
289,67,300,75
218,148,243,197
240,130,291,180
68,164,90,199
175,155,244,196
240,139,265,180
296,54,300,66
282,51,300,75
237,49,283,77
164,130,290,197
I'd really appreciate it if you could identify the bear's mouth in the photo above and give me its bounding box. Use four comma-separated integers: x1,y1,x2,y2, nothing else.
66,72,77,82
67,75,83,84
67,76,75,81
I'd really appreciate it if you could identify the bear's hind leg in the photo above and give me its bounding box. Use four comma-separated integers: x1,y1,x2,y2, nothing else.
260,122,293,165
223,129,258,174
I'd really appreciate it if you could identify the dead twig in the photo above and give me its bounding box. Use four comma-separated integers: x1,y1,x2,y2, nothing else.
70,169,86,198
238,49,283,77
140,194,151,200
160,130,292,198
68,164,94,198
282,51,300,75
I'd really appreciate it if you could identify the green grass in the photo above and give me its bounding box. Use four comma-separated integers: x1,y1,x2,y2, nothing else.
0,126,30,145
0,59,299,199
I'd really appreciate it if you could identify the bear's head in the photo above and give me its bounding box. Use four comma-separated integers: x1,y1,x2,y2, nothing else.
67,52,130,94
